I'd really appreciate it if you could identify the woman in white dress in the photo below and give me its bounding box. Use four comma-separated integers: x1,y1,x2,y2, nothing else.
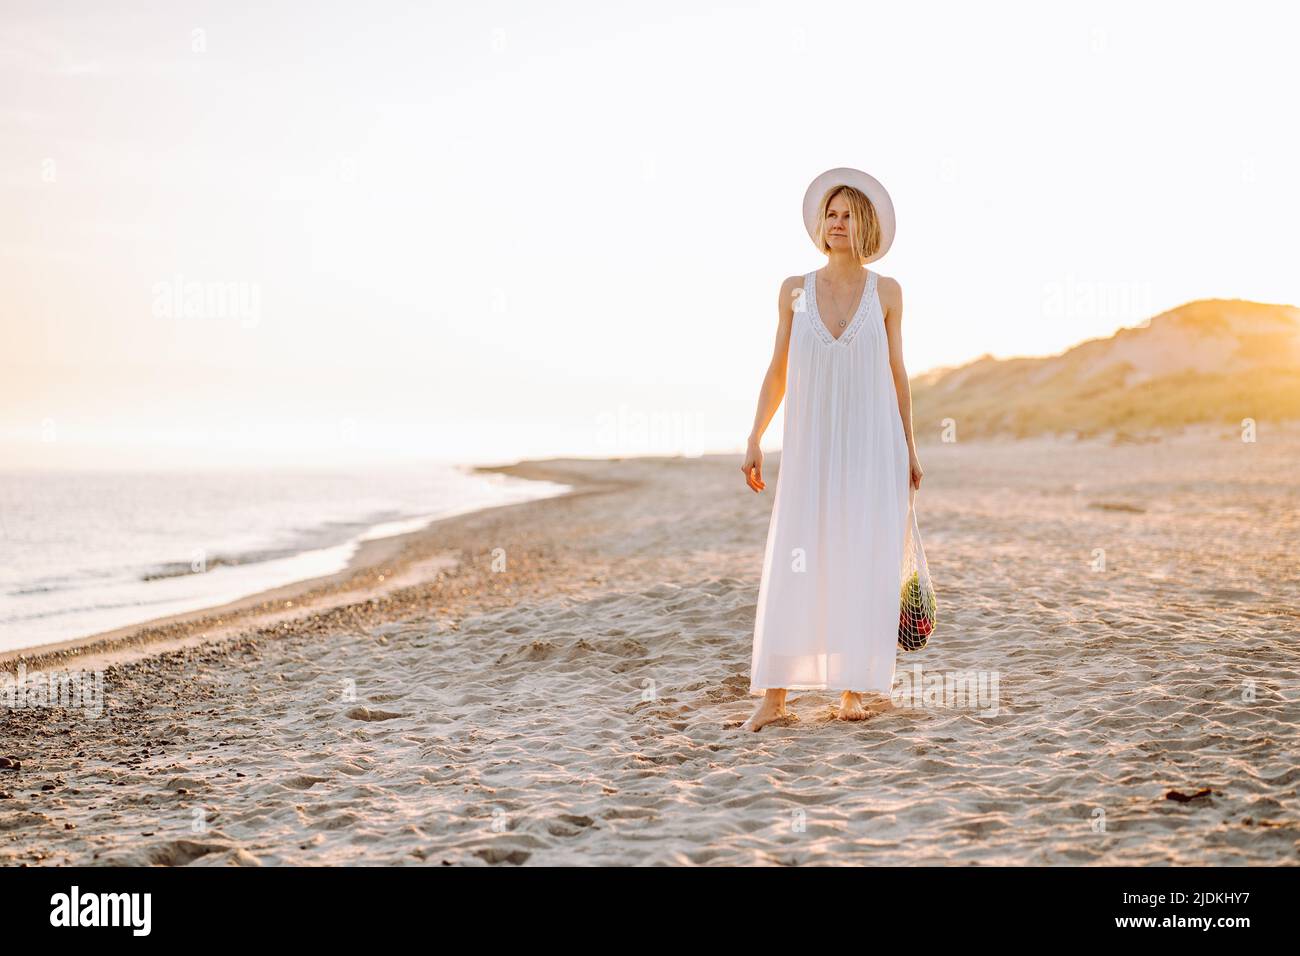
740,167,923,733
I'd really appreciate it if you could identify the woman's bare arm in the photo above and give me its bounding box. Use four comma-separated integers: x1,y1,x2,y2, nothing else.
741,275,801,493
880,275,923,489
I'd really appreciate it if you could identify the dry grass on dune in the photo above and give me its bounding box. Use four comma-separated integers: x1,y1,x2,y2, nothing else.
912,298,1300,440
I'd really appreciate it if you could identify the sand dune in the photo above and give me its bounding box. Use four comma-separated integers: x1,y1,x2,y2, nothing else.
912,299,1300,439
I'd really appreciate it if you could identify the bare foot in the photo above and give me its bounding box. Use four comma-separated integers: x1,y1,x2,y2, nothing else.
837,691,868,721
742,690,790,732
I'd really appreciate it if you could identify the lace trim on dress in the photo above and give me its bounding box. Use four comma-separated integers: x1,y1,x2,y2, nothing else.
805,269,876,347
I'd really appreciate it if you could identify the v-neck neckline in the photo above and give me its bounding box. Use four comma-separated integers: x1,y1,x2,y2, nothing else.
808,268,871,345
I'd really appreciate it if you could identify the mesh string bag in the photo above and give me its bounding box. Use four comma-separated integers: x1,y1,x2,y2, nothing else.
897,487,937,652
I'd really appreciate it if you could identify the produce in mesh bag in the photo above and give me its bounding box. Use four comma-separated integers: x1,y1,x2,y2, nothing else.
898,570,936,651
897,494,936,651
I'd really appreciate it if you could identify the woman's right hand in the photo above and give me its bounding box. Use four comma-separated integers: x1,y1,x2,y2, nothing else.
741,440,765,493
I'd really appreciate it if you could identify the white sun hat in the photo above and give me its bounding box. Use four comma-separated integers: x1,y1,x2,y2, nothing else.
802,166,896,263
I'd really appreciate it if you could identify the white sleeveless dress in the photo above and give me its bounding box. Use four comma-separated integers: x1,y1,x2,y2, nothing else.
749,268,911,696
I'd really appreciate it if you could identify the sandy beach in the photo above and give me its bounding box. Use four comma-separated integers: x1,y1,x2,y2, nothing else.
2,429,1298,866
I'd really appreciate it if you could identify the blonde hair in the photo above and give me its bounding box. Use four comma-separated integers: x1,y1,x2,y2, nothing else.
814,185,882,261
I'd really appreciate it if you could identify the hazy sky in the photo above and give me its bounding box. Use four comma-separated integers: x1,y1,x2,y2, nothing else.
3,0,1298,468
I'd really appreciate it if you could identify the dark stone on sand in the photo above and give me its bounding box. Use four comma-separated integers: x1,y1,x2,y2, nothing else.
1165,787,1213,802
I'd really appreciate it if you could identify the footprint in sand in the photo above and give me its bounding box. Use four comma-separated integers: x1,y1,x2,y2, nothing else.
474,846,531,865
344,706,405,722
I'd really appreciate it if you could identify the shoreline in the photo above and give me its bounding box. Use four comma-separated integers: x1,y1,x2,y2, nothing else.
0,424,1274,675
0,459,620,676
3,421,1286,676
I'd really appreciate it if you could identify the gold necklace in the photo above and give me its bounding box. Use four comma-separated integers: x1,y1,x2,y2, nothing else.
819,270,866,329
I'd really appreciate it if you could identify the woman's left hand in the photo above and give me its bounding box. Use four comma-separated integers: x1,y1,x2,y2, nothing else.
909,450,924,491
